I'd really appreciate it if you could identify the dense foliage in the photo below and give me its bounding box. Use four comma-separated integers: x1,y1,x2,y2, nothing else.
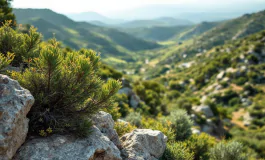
0,0,16,27
3,5,265,159
1,23,121,136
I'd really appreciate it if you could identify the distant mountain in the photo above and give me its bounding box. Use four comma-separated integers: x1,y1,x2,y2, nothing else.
89,20,109,27
13,8,160,62
66,12,124,24
117,17,193,28
108,2,265,22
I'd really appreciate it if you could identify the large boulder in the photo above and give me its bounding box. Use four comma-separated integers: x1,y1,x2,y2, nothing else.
120,129,167,160
13,126,122,160
0,74,34,160
92,111,121,148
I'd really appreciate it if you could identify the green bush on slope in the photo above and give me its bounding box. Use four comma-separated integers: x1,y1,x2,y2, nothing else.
210,141,248,160
0,22,42,67
4,24,122,136
168,110,193,141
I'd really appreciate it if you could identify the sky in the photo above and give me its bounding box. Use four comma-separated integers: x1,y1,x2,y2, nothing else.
12,0,265,14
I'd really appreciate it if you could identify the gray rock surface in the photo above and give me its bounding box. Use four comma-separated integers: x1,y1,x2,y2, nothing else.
118,87,133,97
243,112,253,127
13,126,122,160
120,129,167,160
92,111,121,148
217,71,225,80
129,94,141,108
118,87,142,108
193,105,214,118
0,74,34,160
192,128,201,135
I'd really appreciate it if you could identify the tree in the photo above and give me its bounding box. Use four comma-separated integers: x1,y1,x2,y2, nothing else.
0,0,16,27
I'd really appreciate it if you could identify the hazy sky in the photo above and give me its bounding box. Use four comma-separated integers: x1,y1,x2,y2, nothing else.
12,0,265,14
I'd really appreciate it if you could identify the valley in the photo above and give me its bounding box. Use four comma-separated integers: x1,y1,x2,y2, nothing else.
1,2,265,159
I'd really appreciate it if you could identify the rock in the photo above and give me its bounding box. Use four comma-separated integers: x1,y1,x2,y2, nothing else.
222,77,230,82
121,78,131,88
201,119,217,135
243,112,253,127
13,126,122,160
92,111,121,148
0,74,34,160
3,65,21,72
118,87,142,109
215,84,222,91
217,71,225,80
117,119,129,125
200,96,208,104
190,114,198,121
193,105,214,118
120,129,167,160
118,87,133,97
202,124,213,134
192,128,201,135
129,94,141,109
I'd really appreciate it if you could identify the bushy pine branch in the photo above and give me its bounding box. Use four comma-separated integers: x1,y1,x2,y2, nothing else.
0,22,42,67
0,52,14,70
11,38,121,136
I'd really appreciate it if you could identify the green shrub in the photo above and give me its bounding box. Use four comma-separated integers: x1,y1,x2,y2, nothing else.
167,90,181,100
169,81,184,91
114,121,137,137
134,80,165,115
103,102,121,121
168,110,193,141
98,64,123,80
186,133,216,160
161,142,194,160
228,97,241,106
141,117,176,142
253,42,264,53
125,112,142,127
220,81,229,88
233,77,248,86
210,141,248,160
0,1,16,28
175,98,193,114
0,22,42,66
114,93,132,117
247,55,259,64
11,38,121,137
243,84,257,96
0,52,14,70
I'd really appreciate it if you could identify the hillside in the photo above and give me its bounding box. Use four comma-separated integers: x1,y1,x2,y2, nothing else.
141,9,265,67
13,9,160,63
136,30,265,158
123,21,219,42
116,17,193,28
193,10,265,52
